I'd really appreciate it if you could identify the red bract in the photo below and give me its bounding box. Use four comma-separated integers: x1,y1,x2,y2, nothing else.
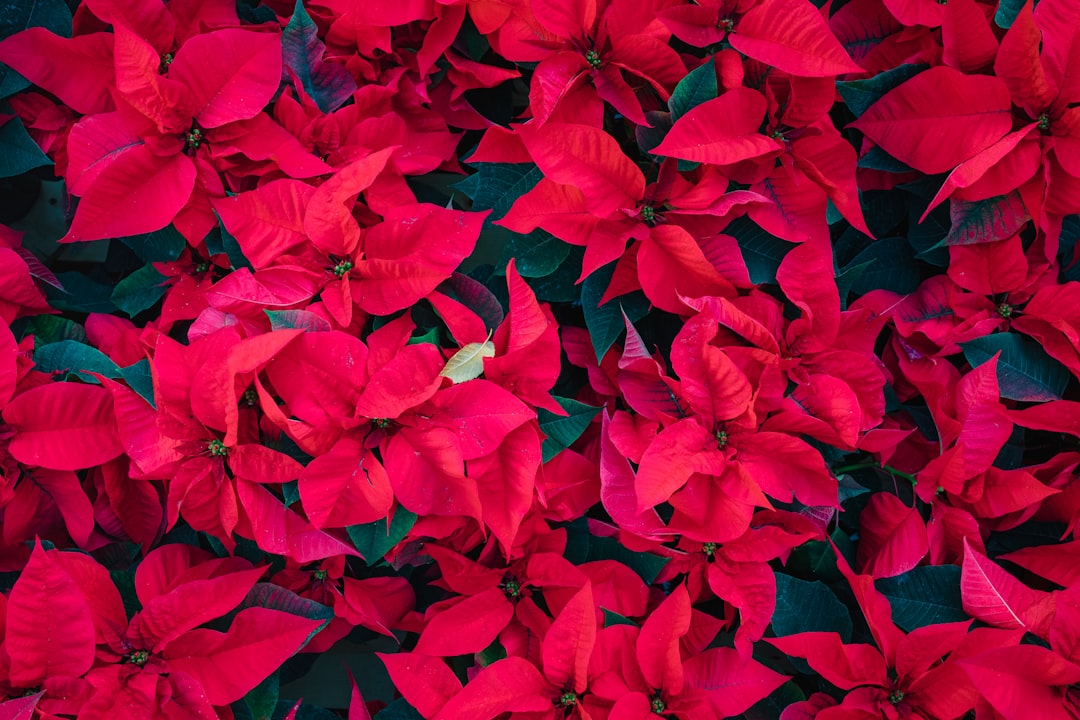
4,0,1080,717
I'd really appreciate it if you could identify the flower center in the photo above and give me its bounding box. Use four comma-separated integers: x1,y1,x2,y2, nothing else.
997,302,1013,318
720,17,735,31
640,205,656,225
128,650,150,666
332,260,353,278
242,387,258,406
650,695,667,714
888,690,904,705
1038,113,1051,131
715,430,728,449
373,418,390,429
702,542,718,557
159,52,173,74
184,127,203,153
207,439,228,457
313,569,328,581
559,692,577,707
584,50,602,69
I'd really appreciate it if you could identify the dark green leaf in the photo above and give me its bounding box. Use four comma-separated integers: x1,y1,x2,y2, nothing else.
857,146,913,173
994,0,1029,28
837,64,928,118
111,264,168,317
582,262,650,361
743,682,805,720
772,573,853,641
942,191,1030,247
602,608,638,627
727,217,795,285
846,237,921,295
496,228,571,278
875,565,967,632
33,340,121,383
18,315,87,345
273,701,339,720
454,163,544,219
524,245,585,303
282,0,357,112
585,535,668,585
961,333,1070,402
120,225,187,262
669,57,717,121
1060,215,1080,283
245,671,279,720
0,116,51,178
538,397,601,462
374,699,425,720
347,507,417,565
835,260,874,310
46,273,117,313
0,0,71,100
120,359,156,408
266,310,332,332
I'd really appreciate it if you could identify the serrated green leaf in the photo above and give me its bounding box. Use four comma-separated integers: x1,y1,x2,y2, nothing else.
33,340,121,383
347,507,417,566
111,264,168,317
670,57,717,121
960,333,1070,402
454,163,544,219
0,116,51,177
525,245,586,302
538,397,600,462
837,64,928,117
875,565,967,632
582,262,650,361
282,0,357,112
772,573,852,641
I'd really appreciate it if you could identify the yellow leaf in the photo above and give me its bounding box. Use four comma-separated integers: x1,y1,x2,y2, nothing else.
439,338,495,384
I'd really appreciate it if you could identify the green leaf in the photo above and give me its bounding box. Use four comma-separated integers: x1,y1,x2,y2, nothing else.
245,671,279,720
582,262,650,362
46,272,117,313
281,0,356,113
374,699,425,720
772,573,853,641
454,163,544,219
837,64,928,118
121,359,156,408
743,682,806,720
942,191,1030,247
18,315,87,345
727,217,796,285
273,701,339,720
835,260,874,311
0,0,71,101
960,333,1071,402
347,507,417,565
857,146,913,173
525,245,586,303
586,534,668,585
265,310,332,332
669,57,717,121
875,565,967,632
495,228,571,278
994,0,1029,28
241,583,334,623
111,264,168,317
33,340,121,383
120,224,187,262
538,397,601,462
0,116,51,178
846,237,921,296
602,608,637,628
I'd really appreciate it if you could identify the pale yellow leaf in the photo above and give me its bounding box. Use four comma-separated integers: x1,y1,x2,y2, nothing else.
439,339,495,383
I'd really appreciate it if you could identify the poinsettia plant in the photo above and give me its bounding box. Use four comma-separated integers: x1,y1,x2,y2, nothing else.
1,0,1079,718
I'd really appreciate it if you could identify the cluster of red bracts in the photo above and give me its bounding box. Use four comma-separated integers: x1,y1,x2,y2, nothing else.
1,0,1080,718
